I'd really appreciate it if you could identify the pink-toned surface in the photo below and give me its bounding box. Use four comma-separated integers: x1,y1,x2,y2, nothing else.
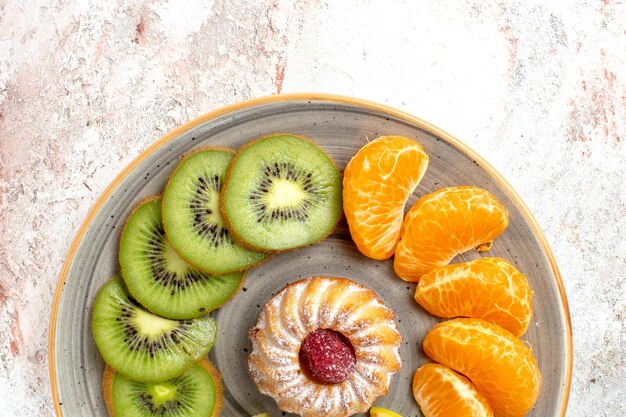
0,1,624,415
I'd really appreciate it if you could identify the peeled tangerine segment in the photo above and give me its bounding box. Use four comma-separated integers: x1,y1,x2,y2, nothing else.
394,186,508,281
423,318,541,417
413,363,494,417
415,257,533,337
343,135,429,260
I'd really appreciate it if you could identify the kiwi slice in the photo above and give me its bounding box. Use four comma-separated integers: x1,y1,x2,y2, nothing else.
163,148,268,273
92,276,217,383
120,196,244,319
103,360,223,417
221,134,342,251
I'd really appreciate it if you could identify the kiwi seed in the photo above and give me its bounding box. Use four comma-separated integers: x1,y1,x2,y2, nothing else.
92,276,217,383
221,133,342,251
162,148,268,274
250,162,320,223
120,197,245,319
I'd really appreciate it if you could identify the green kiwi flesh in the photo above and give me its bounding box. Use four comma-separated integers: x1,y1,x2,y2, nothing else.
119,197,244,319
92,276,217,383
221,134,342,251
162,149,268,273
105,362,217,417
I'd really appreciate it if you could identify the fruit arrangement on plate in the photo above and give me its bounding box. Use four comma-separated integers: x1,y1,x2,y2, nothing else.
91,133,540,417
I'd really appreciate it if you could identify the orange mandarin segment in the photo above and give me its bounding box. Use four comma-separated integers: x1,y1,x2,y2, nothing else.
412,363,494,417
414,257,533,337
394,186,508,281
423,318,541,417
343,136,429,260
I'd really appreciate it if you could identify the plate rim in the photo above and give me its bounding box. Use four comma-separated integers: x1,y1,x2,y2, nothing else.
48,92,573,417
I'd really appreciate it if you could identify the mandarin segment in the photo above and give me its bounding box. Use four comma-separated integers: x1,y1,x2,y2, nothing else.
415,257,533,337
394,186,509,281
423,318,541,417
343,136,429,260
412,363,494,417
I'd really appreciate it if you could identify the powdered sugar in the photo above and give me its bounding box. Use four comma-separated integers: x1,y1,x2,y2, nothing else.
248,276,402,417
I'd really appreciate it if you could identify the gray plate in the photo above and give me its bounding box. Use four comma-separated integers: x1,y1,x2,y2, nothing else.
49,94,572,417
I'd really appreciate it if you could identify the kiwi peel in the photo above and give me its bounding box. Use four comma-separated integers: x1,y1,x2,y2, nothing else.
120,196,245,319
103,359,223,417
94,133,344,403
162,147,268,274
220,133,342,252
92,276,217,383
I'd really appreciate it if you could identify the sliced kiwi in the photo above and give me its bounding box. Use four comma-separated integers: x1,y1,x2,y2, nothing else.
163,148,268,273
221,134,342,251
92,276,217,383
103,359,223,417
119,196,244,319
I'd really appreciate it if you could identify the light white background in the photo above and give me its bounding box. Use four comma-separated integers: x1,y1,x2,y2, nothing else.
1,1,624,415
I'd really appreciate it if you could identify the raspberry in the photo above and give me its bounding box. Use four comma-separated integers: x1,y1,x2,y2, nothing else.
299,329,356,384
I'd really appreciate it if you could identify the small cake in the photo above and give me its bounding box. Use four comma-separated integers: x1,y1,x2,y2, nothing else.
248,276,402,417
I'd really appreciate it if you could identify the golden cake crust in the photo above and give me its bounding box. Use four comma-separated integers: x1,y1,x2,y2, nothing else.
248,276,402,417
